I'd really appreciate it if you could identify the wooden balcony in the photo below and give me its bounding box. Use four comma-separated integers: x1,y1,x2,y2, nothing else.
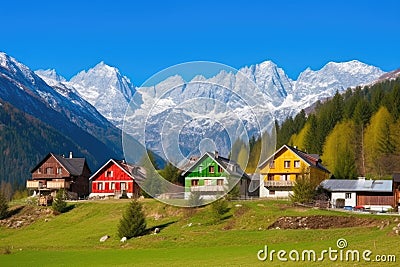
26,180,43,189
264,180,294,187
191,185,226,192
47,181,70,189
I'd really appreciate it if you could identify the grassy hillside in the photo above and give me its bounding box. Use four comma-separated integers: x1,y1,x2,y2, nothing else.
0,199,399,266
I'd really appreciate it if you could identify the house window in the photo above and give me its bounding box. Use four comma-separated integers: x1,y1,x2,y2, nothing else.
37,168,42,174
191,179,199,186
294,160,300,168
268,174,274,181
269,190,275,195
345,193,352,199
45,167,54,174
209,166,215,173
105,171,113,177
204,179,212,186
218,166,223,173
57,167,62,174
120,182,126,191
97,182,103,190
284,161,290,168
269,161,275,168
110,182,115,190
217,179,224,186
281,174,289,181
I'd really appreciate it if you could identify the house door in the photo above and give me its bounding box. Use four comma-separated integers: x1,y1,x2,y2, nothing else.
336,199,345,208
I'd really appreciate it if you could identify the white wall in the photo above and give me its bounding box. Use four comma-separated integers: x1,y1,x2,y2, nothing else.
331,192,356,208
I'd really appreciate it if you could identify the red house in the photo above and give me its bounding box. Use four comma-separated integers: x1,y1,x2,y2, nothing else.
89,159,145,199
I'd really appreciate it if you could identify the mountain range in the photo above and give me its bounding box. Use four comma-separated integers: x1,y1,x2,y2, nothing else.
0,51,393,186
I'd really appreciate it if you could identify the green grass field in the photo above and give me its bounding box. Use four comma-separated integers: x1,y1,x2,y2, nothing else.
0,199,399,266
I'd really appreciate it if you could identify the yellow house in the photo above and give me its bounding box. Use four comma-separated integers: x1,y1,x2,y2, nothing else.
258,145,330,198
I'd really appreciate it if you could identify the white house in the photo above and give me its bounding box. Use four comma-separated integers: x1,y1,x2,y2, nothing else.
320,178,394,212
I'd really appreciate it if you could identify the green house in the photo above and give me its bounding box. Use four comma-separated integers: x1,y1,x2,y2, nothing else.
181,151,250,200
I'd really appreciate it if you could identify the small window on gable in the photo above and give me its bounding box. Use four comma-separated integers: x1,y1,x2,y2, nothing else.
218,166,223,173
46,167,54,174
57,167,62,174
38,168,42,174
294,160,300,168
284,161,290,168
209,166,215,173
105,171,113,177
269,161,275,168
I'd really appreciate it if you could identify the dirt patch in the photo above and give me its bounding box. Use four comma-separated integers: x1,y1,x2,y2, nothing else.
268,216,384,230
0,205,53,229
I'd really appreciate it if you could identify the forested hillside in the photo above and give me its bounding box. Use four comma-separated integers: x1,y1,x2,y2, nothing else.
276,76,400,179
0,100,102,189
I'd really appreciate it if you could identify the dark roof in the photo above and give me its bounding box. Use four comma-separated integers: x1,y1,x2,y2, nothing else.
258,145,330,173
393,173,400,183
53,154,87,176
320,179,392,193
181,151,249,179
31,153,89,176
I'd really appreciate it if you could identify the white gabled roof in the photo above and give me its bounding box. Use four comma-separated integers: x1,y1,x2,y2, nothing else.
89,159,134,181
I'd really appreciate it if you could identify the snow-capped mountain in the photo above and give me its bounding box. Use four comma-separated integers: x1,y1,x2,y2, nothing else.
4,50,386,163
122,60,384,160
0,52,123,164
67,62,136,128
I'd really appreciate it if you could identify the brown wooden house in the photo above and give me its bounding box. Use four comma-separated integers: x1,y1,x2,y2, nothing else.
27,152,91,202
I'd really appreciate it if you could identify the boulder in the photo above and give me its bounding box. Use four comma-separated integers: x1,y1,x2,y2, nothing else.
100,235,109,242
120,237,127,243
154,227,160,234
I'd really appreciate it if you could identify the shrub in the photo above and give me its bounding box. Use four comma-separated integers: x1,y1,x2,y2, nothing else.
52,189,67,213
188,191,203,207
0,191,8,219
211,198,230,222
118,200,147,239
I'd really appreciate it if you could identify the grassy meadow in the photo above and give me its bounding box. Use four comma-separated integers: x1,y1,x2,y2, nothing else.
0,199,399,266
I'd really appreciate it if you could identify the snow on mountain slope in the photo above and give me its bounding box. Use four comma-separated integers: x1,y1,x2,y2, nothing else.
0,52,122,159
68,62,136,128
292,60,384,108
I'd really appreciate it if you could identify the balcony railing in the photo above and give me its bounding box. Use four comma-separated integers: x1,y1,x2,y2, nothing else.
264,180,294,187
191,185,226,192
26,180,43,189
47,181,70,189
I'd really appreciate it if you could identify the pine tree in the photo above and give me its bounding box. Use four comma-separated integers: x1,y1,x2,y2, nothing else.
118,200,147,239
188,191,203,207
52,189,67,213
211,198,229,222
0,191,9,219
290,167,315,204
160,162,180,184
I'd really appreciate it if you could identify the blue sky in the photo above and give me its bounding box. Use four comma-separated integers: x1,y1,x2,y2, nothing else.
1,0,399,85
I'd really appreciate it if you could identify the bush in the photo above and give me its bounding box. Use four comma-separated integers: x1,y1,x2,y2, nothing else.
118,200,147,239
211,198,230,222
188,191,203,207
0,191,9,219
290,176,316,204
52,189,67,213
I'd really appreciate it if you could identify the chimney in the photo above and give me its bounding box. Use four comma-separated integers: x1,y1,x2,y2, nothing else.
69,152,73,159
215,151,219,159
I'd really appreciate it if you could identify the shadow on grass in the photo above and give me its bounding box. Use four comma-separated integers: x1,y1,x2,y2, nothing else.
146,220,177,235
63,204,76,213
